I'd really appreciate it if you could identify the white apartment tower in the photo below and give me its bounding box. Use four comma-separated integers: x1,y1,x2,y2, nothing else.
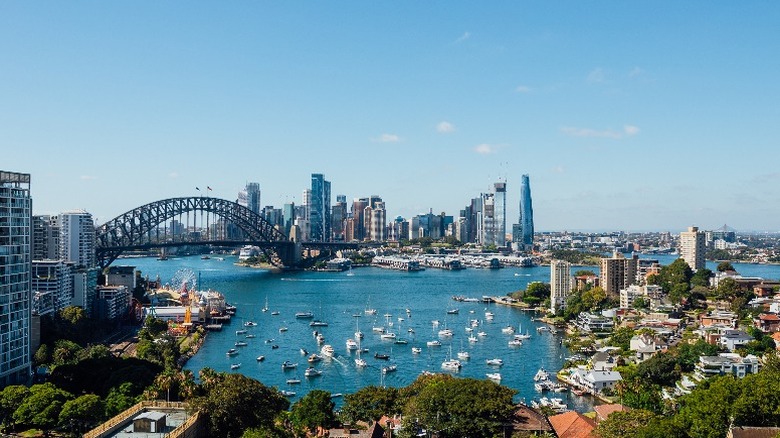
550,259,572,313
59,210,96,268
369,201,387,242
0,170,32,386
680,226,706,271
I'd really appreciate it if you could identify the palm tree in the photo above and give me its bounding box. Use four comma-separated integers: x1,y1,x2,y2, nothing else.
155,370,177,402
178,369,198,400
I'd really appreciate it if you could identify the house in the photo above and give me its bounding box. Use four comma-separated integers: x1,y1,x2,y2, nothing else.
590,351,617,371
510,404,554,435
569,368,623,393
630,334,660,362
727,426,780,438
755,313,780,332
575,312,615,333
699,311,737,328
696,353,761,379
548,411,597,438
593,404,631,423
718,329,754,351
133,411,167,433
327,422,385,438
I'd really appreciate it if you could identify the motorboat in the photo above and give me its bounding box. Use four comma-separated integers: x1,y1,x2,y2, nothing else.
447,308,459,315
485,312,494,320
468,335,478,343
235,341,248,347
300,348,308,355
438,329,453,337
431,320,440,326
426,340,442,347
477,331,487,337
380,332,397,340
271,345,279,349
374,352,390,360
308,354,323,363
265,339,275,344
486,358,503,366
226,348,238,356
534,368,550,382
231,363,241,370
457,351,470,360
486,373,502,381
281,361,298,370
295,311,314,319
280,390,296,397
279,327,288,332
355,357,367,368
537,326,549,332
286,378,301,384
271,311,280,316
246,334,256,339
321,345,335,358
244,321,257,327
508,339,523,347
382,364,397,374
394,338,408,345
372,326,386,333
465,327,473,333
309,320,329,327
316,334,325,344
304,367,322,378
236,329,248,335
412,347,422,354
408,328,415,334
501,326,515,334
346,339,359,350
441,359,462,371
256,355,265,362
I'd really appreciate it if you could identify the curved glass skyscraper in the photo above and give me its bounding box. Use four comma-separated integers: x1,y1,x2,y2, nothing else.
517,174,534,246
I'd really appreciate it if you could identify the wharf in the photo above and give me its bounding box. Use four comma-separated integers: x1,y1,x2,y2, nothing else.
556,371,614,404
205,324,223,331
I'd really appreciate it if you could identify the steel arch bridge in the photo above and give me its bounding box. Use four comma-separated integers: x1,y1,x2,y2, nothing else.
95,197,299,269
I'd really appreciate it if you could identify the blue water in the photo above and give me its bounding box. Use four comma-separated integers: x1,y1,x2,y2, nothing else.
128,254,780,411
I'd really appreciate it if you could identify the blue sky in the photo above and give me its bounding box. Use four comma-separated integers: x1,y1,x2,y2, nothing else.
2,2,779,232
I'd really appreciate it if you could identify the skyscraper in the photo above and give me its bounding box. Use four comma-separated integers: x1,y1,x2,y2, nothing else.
309,173,331,242
0,170,32,386
478,182,506,247
516,174,534,247
59,210,96,268
237,182,261,215
600,252,639,295
680,226,706,271
550,259,572,313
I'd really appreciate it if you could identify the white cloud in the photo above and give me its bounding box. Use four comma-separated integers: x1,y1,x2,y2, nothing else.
169,172,179,178
455,32,471,43
623,125,640,136
515,85,532,93
474,143,495,154
560,125,640,139
436,121,455,133
80,175,97,180
587,68,605,83
373,133,400,143
552,166,565,173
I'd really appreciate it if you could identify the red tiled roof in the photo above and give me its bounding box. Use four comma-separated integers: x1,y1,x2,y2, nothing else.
593,403,631,422
759,313,780,321
549,411,597,438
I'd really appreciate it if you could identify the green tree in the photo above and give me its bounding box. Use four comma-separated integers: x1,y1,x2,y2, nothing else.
104,382,138,417
13,383,73,433
60,306,87,325
582,287,607,310
59,394,105,435
574,269,596,277
193,372,289,437
139,316,169,340
340,385,399,424
690,268,713,288
658,259,692,294
34,344,51,366
716,277,739,300
52,339,83,367
401,375,515,438
522,282,551,306
717,261,735,272
675,376,741,438
609,327,636,353
597,409,657,438
0,385,30,431
290,390,335,434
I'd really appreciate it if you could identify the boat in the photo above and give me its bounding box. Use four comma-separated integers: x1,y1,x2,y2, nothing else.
486,358,503,366
271,345,279,349
486,372,502,381
477,331,487,337
468,335,478,343
457,350,470,360
236,329,248,335
501,326,515,334
300,348,308,355
231,363,241,369
286,378,301,384
407,328,415,334
321,345,335,358
485,312,494,320
256,355,265,362
438,328,453,337
380,332,397,340
308,354,323,363
431,320,440,326
382,364,397,374
246,334,256,339
309,320,329,327
411,347,422,354
406,308,412,316
316,334,325,344
281,361,298,370
280,390,296,397
374,352,390,360
235,341,248,347
244,321,257,327
470,319,480,327
331,393,343,398
226,348,238,356
441,359,461,371
346,339,359,350
394,338,408,345
372,326,386,333
265,339,275,344
201,255,210,260
262,296,269,313
304,367,322,378
295,311,314,319
465,327,473,333
515,331,532,340
279,327,288,332
537,326,549,332
364,297,377,315
508,339,523,347
533,368,550,382
271,311,280,316
447,308,459,315
426,340,442,347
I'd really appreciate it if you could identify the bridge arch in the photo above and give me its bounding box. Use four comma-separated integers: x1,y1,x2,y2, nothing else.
95,197,296,268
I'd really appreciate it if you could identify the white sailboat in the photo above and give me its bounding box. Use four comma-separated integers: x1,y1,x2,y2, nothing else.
262,296,269,313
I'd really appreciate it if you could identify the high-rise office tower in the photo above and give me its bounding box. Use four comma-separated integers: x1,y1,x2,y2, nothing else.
0,170,32,386
680,226,706,271
331,195,347,241
59,210,96,268
33,214,59,260
550,260,572,313
516,174,534,247
351,198,369,241
493,182,507,247
599,252,639,295
237,182,261,215
309,174,331,242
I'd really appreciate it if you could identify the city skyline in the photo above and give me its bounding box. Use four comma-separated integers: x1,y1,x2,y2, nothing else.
2,3,779,231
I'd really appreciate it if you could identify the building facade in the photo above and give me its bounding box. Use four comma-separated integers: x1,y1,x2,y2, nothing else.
309,174,331,242
515,174,534,247
680,226,706,271
59,210,96,268
599,252,639,295
0,170,32,386
550,259,572,313
32,214,59,260
237,182,261,215
31,260,74,316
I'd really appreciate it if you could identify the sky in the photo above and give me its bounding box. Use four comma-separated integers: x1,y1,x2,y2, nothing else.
2,2,779,232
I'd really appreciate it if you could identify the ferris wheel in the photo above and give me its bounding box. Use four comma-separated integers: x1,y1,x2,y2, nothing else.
171,268,197,293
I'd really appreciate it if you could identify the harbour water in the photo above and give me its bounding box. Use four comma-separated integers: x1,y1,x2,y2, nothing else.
128,254,780,410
